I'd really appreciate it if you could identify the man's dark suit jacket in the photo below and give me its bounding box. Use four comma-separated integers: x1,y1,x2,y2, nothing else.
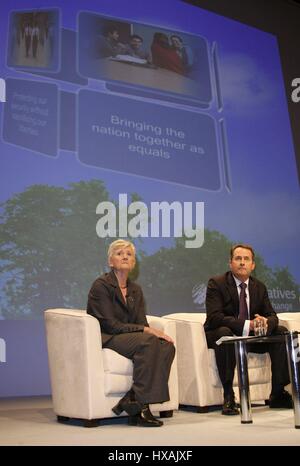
204,271,278,336
87,270,149,345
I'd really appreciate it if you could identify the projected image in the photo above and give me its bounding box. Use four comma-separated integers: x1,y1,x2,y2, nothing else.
77,91,221,190
0,0,300,399
78,12,212,105
7,9,59,71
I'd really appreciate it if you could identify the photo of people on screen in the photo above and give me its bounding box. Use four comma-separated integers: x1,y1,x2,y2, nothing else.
123,35,152,64
151,32,193,76
96,24,127,58
8,10,58,70
78,13,212,104
95,22,152,66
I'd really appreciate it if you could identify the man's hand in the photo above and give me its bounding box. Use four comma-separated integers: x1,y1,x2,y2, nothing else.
144,326,174,343
254,314,268,325
250,314,268,335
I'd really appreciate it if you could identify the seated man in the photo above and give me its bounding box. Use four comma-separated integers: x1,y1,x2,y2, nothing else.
204,243,293,416
122,34,151,63
96,24,126,58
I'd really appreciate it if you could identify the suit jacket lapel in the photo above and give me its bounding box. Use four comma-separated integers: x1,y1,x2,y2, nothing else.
227,272,239,316
248,277,256,319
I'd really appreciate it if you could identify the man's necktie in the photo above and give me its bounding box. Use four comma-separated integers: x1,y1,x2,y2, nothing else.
239,282,248,320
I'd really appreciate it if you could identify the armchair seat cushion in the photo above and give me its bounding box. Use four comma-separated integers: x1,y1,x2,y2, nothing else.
104,374,132,396
209,349,271,387
102,348,134,395
103,348,133,375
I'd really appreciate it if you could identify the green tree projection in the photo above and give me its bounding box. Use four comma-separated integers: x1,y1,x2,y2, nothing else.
270,266,299,291
0,181,112,318
138,230,233,314
0,182,299,319
138,232,300,315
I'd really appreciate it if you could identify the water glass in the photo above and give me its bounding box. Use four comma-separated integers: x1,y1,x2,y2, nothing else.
254,319,266,336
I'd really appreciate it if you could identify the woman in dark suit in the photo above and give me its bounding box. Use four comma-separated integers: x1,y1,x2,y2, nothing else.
87,239,175,427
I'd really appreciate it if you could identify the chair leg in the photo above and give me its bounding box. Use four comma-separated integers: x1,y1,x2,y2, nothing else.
83,419,99,428
160,410,173,418
57,415,70,423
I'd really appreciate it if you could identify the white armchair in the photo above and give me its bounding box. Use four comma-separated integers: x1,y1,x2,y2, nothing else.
44,309,178,426
163,313,271,412
278,312,300,332
278,312,300,398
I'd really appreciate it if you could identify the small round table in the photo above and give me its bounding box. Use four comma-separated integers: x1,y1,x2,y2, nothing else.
219,331,300,428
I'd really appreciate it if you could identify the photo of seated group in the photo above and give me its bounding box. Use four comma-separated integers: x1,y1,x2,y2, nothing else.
78,12,212,105
7,9,59,71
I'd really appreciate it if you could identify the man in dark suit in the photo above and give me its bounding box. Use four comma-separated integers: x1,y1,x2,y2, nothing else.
204,243,293,415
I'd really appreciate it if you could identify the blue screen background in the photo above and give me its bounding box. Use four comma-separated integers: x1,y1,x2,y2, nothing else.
0,0,299,396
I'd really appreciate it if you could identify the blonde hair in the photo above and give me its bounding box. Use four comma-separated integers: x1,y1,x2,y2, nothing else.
108,239,136,267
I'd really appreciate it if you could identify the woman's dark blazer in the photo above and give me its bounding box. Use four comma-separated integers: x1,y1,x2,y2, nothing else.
87,270,149,345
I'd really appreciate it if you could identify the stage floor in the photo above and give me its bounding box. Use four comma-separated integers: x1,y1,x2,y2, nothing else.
0,396,299,446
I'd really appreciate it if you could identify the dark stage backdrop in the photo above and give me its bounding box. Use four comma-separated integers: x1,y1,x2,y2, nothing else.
0,0,299,396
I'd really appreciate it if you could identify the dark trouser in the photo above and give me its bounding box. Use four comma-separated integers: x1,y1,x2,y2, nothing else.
32,37,38,57
103,332,175,405
205,325,290,393
25,36,31,56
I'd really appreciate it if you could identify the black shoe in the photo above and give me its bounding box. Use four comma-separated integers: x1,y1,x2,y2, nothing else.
112,390,141,416
222,394,239,416
269,390,293,409
160,410,173,418
128,405,163,427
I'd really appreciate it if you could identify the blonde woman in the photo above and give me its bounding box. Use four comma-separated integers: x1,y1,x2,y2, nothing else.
87,239,175,427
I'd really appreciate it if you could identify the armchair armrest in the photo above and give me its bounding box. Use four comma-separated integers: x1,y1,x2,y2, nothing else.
44,308,106,419
147,314,176,341
278,312,300,332
163,313,213,406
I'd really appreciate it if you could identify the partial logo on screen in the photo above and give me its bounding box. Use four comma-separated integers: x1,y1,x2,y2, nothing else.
95,193,204,248
192,283,207,309
268,287,299,312
0,338,6,363
0,78,6,102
